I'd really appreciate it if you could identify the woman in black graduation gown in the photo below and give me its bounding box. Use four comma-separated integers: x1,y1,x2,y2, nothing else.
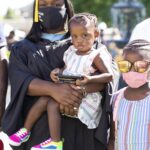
0,26,8,126
1,0,119,149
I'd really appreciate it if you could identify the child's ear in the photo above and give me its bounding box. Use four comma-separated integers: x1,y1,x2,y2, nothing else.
94,29,100,38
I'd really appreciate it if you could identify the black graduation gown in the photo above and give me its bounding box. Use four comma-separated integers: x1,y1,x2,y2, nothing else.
2,38,113,150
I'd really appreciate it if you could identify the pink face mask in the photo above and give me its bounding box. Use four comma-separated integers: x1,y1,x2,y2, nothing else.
122,71,148,88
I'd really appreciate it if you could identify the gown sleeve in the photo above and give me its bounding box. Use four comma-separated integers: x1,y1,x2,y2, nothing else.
1,40,37,134
2,38,71,135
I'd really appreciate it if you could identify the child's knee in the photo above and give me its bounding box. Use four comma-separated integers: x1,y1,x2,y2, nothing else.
38,96,49,108
47,99,59,110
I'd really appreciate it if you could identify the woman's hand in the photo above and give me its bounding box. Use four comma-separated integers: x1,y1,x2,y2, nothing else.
51,83,83,108
59,104,78,116
28,78,83,108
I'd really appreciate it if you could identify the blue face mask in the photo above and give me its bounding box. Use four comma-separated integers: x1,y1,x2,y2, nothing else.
41,33,66,42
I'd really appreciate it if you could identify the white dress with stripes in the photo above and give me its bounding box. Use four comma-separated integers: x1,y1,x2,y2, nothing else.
63,45,102,129
112,89,150,150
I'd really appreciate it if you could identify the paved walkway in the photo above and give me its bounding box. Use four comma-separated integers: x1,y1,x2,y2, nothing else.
0,131,12,150
0,85,12,150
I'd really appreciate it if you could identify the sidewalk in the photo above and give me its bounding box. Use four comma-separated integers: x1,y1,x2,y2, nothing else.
0,85,12,150
0,131,12,150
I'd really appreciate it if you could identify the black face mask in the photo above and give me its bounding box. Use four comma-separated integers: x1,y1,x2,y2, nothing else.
39,6,67,31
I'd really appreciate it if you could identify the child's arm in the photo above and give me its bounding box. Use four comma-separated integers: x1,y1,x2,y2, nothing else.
76,54,112,86
76,73,112,86
92,54,112,82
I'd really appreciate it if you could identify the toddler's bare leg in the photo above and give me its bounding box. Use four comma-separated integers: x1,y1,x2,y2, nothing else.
47,99,61,142
24,96,49,131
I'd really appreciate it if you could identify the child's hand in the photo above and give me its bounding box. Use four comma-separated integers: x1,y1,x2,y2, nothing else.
76,75,91,86
50,68,60,82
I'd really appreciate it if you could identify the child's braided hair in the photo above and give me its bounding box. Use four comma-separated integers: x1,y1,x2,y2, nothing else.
68,12,98,30
123,39,150,59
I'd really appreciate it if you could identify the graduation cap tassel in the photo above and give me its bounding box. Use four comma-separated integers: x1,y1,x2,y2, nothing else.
34,0,39,22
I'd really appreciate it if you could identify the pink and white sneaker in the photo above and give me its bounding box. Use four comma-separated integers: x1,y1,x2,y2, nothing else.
31,138,63,150
9,128,30,146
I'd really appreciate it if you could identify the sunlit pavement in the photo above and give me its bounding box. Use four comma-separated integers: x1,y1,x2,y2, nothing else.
0,85,12,150
0,132,12,150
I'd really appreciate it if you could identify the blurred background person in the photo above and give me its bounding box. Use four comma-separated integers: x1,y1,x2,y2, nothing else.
6,30,19,50
0,23,8,126
130,18,150,42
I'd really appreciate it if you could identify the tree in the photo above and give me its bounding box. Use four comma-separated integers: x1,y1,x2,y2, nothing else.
72,0,117,25
72,0,150,26
4,8,16,19
141,0,150,17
